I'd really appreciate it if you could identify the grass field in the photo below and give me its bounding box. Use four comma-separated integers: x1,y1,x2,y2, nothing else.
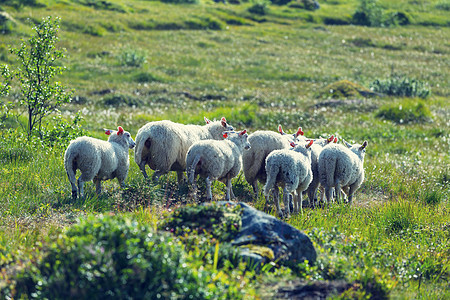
0,0,449,298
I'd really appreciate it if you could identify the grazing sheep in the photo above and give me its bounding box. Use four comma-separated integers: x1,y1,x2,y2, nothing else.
264,140,313,218
64,126,136,199
134,117,234,183
186,130,251,201
242,125,304,195
318,140,368,204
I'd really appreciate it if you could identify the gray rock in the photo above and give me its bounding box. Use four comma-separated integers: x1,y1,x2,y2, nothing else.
216,201,317,266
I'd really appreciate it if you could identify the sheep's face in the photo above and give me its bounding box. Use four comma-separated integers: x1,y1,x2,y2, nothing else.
205,116,234,139
123,131,136,149
239,130,251,150
106,126,136,149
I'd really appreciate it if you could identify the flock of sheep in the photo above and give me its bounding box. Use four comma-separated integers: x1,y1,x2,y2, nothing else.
64,117,368,217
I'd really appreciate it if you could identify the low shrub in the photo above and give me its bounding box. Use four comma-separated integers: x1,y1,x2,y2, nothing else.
248,0,270,15
72,0,127,12
352,0,384,27
133,71,165,83
370,74,431,98
10,214,238,299
41,112,87,148
375,98,432,124
317,80,373,99
117,48,147,67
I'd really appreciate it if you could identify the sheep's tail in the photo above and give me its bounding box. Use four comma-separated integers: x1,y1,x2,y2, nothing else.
187,154,201,184
134,130,151,166
64,149,77,186
264,163,279,196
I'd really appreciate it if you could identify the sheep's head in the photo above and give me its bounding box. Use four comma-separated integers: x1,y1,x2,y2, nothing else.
225,130,250,150
105,126,136,149
239,129,251,150
206,116,234,140
344,140,368,160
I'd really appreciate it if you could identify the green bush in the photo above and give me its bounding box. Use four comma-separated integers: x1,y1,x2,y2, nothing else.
11,214,239,299
376,99,432,124
352,0,383,27
370,74,431,98
133,71,165,83
248,0,270,15
117,48,147,67
41,111,87,148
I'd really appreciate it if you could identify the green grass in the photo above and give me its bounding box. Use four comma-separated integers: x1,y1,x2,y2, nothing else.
0,0,449,298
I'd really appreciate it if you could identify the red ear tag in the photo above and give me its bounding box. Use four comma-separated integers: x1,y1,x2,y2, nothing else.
223,133,228,138
278,125,284,134
290,141,296,148
239,130,247,136
204,117,211,124
296,127,304,136
327,135,334,143
221,117,227,122
104,129,112,135
306,140,313,148
334,137,338,143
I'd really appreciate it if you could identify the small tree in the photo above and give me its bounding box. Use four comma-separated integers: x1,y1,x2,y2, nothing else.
0,64,12,97
10,16,72,139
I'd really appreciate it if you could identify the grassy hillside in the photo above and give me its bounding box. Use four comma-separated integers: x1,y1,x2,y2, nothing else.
0,0,449,298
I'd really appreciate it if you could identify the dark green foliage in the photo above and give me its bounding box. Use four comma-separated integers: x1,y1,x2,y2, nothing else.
323,16,351,25
160,203,243,242
0,12,15,34
435,1,450,11
100,94,143,107
185,17,224,30
420,190,444,206
41,112,86,148
0,135,33,164
11,214,222,299
248,1,269,15
133,71,165,83
352,0,383,27
0,0,39,8
385,11,410,26
317,80,373,99
0,64,11,96
161,0,199,4
376,99,432,124
370,75,431,98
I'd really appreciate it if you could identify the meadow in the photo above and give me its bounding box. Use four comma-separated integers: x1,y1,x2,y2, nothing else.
0,0,449,298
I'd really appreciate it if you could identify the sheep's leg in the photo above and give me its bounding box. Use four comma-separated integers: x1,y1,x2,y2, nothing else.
94,178,102,195
252,181,259,196
335,182,342,204
324,186,333,205
68,174,78,199
283,187,291,216
139,162,149,179
295,191,303,215
225,177,232,201
206,177,213,201
347,184,357,204
77,178,85,198
177,171,187,185
273,188,283,218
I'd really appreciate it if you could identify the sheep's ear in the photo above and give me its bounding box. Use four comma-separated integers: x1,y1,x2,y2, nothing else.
343,140,352,148
360,141,368,150
117,126,124,135
204,116,211,124
290,141,296,148
327,135,334,143
295,127,304,137
306,140,313,148
221,117,227,127
278,125,284,135
104,128,113,135
239,129,247,136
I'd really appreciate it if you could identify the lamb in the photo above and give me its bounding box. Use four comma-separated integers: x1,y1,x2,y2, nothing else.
64,126,136,199
318,140,368,204
242,125,305,195
264,140,313,218
186,129,251,201
134,117,234,183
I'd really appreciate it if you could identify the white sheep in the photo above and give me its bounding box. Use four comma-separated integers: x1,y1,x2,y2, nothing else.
242,125,305,195
318,140,368,204
134,117,234,183
186,129,251,201
305,135,337,207
64,126,136,199
264,140,313,218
